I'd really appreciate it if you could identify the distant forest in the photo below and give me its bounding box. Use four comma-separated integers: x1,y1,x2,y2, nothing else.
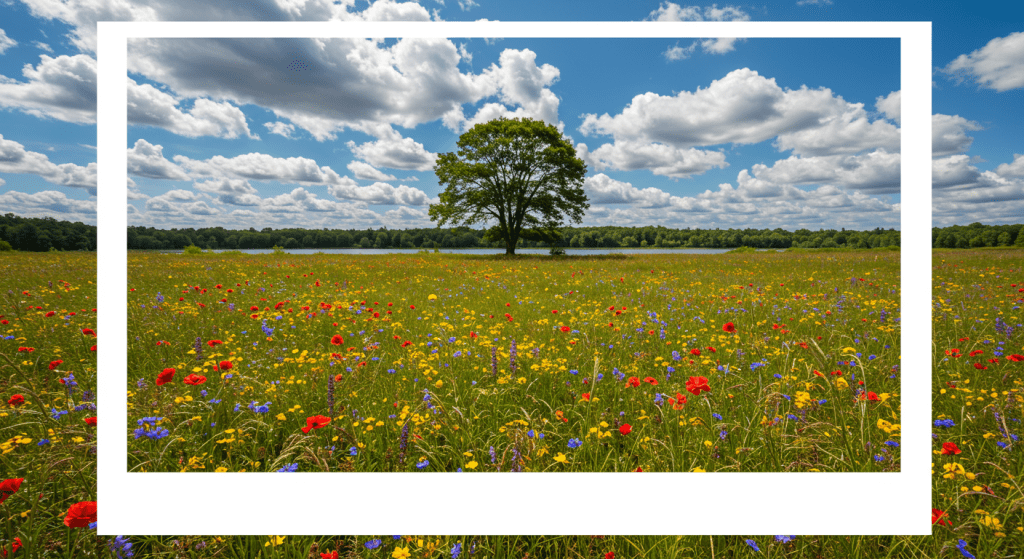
1,213,1023,252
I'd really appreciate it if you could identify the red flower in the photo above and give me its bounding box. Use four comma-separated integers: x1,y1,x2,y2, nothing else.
941,442,961,455
1008,354,1024,362
207,339,223,347
320,552,340,559
722,322,736,333
183,374,207,386
686,376,711,396
931,508,951,527
643,376,658,385
581,392,590,401
973,363,987,370
469,331,478,338
84,416,97,426
619,423,632,435
48,360,63,370
81,328,95,336
7,394,24,407
302,415,331,434
969,349,984,357
334,374,343,382
606,553,615,559
331,334,344,345
627,376,641,388
401,341,413,348
156,368,175,386
45,311,55,317
219,360,232,371
560,326,571,333
63,501,97,528
668,393,687,410
0,478,23,504
16,347,33,353
0,537,21,557
409,305,415,310
90,345,96,352
689,348,701,356
865,391,879,401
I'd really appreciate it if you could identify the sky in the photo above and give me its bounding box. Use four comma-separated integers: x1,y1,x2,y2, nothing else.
0,1,1021,231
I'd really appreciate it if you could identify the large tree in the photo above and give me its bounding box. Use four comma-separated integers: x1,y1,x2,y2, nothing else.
429,117,588,255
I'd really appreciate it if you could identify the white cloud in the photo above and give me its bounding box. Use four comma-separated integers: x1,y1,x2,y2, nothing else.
0,29,18,54
263,121,296,138
328,181,434,206
32,40,53,53
646,2,749,22
583,173,673,207
931,113,983,157
127,139,189,180
942,31,1024,92
663,43,697,61
145,189,220,215
932,155,982,189
0,133,97,194
578,141,728,179
127,78,258,139
174,151,338,183
347,161,397,181
747,149,901,194
995,154,1024,178
0,54,97,124
875,90,900,123
0,190,97,222
347,135,437,171
192,178,262,206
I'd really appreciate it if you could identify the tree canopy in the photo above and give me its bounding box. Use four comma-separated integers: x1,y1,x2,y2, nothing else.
428,117,588,255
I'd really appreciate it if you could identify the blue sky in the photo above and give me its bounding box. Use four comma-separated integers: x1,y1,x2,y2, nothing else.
0,1,1021,230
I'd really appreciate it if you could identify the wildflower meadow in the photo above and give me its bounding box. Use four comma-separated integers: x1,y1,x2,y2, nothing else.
124,250,899,474
1,247,1019,558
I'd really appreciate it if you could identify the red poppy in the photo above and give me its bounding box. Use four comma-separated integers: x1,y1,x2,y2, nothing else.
973,363,987,370
560,326,571,333
409,305,415,310
7,394,24,407
207,339,223,347
689,348,701,356
219,360,232,371
722,322,736,333
320,552,340,559
156,368,175,386
63,500,97,528
643,376,658,385
302,415,331,434
83,416,97,427
0,537,21,557
581,393,590,401
686,376,711,396
16,347,33,353
48,359,63,370
81,328,95,336
89,345,96,351
627,376,641,388
606,553,615,559
931,508,951,527
0,478,23,504
183,374,207,386
469,331,478,338
330,334,344,345
668,393,687,410
941,442,961,455
619,424,632,436
45,310,55,317
969,349,984,357
1008,354,1024,362
864,392,879,401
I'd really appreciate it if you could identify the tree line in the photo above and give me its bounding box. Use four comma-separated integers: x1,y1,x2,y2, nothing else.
0,213,97,252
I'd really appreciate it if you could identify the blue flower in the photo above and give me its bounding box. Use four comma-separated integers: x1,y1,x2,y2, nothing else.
934,419,956,428
38,439,50,446
774,536,795,543
957,539,976,559
712,413,723,420
451,543,462,559
745,539,760,552
276,463,298,472
364,539,382,550
416,459,429,469
567,438,582,449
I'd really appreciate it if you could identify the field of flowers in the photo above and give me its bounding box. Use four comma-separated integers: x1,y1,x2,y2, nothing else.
5,247,1019,558
124,251,899,474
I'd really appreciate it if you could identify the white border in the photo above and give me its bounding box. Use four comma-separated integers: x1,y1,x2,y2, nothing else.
98,21,931,536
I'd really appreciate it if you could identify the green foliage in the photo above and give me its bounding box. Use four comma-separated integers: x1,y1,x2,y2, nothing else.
182,244,204,255
271,245,286,254
548,246,566,256
727,246,758,253
0,239,13,251
429,117,588,255
0,212,95,251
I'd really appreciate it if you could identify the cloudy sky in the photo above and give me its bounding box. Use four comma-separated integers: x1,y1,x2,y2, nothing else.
0,1,1021,230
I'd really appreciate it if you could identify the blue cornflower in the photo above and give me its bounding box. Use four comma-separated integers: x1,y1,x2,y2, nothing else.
109,535,134,559
934,419,956,428
364,539,382,550
276,463,298,472
745,539,761,552
350,447,358,456
957,539,976,559
874,455,885,462
775,536,795,543
712,413,723,421
416,459,429,469
884,440,899,447
451,542,462,559
527,429,535,438
569,369,579,375
38,439,50,446
567,438,582,449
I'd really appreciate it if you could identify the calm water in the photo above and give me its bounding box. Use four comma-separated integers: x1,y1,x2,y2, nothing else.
161,247,751,255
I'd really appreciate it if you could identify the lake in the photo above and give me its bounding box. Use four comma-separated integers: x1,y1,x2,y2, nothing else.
160,247,760,255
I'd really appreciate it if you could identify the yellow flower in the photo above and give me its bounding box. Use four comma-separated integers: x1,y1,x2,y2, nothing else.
215,467,228,472
265,536,286,547
465,461,478,469
553,452,568,464
392,546,411,559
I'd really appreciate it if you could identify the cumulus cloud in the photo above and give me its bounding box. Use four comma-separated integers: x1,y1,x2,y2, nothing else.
0,134,97,194
347,161,397,181
145,189,219,215
647,3,748,57
0,54,97,124
0,190,97,222
174,151,339,183
347,136,437,171
263,121,296,138
127,139,189,180
932,154,983,189
942,31,1024,92
747,149,901,194
580,68,898,159
875,90,900,123
328,181,434,206
127,78,258,139
0,29,16,54
578,141,728,179
995,154,1024,178
931,114,983,158
933,169,1024,226
192,178,262,206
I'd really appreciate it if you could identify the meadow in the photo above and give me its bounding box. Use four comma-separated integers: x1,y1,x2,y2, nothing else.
2,247,1019,558
124,251,899,473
